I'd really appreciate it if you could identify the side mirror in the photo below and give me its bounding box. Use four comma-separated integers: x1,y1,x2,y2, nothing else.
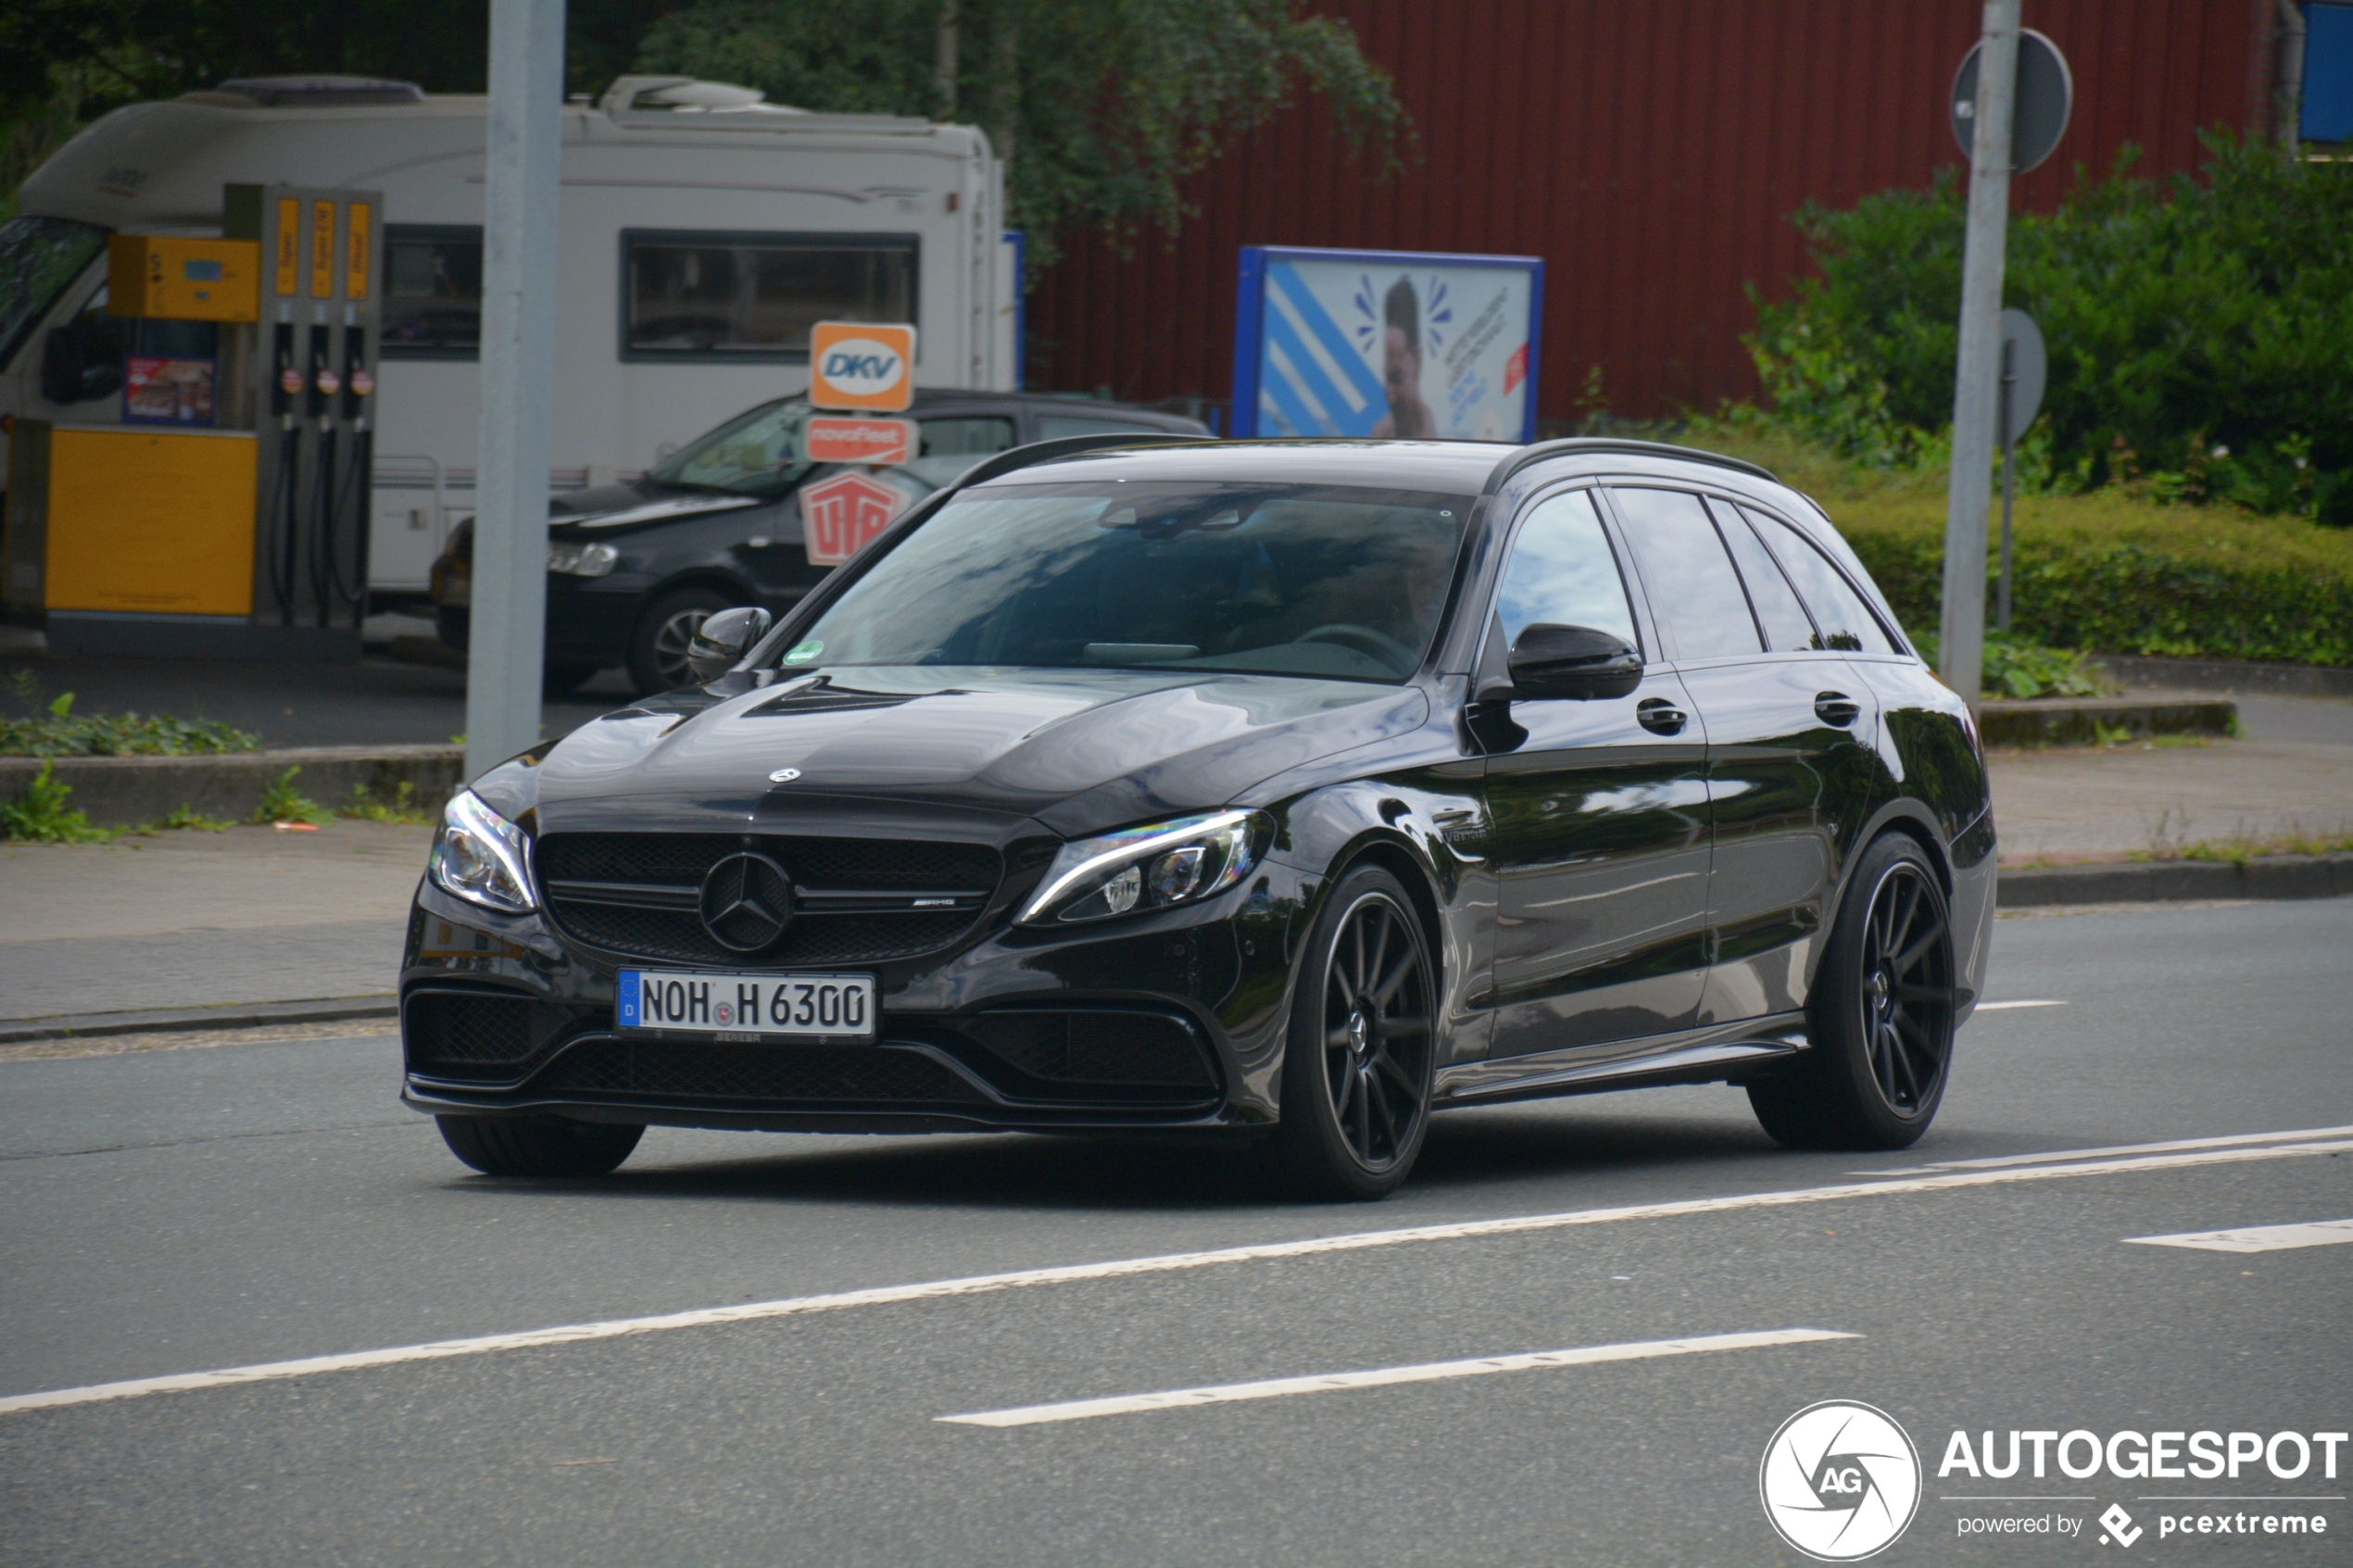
686,605,773,682
1504,622,1642,701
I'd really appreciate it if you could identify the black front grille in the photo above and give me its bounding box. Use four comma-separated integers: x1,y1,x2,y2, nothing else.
405,991,607,1082
535,833,1000,967
533,1036,988,1104
965,1010,1215,1087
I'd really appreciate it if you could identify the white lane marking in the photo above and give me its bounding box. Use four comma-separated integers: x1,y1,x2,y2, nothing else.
1974,999,2068,1010
2125,1218,2353,1254
937,1328,1856,1428
1853,1123,2353,1177
5,1136,2348,1419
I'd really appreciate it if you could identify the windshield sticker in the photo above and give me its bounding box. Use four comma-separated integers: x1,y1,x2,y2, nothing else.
783,640,824,664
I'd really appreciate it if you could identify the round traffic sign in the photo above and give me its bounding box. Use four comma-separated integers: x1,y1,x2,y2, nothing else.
1951,29,2073,174
1999,307,2045,444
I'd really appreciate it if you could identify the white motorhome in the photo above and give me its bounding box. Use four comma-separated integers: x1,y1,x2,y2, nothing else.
0,74,1013,602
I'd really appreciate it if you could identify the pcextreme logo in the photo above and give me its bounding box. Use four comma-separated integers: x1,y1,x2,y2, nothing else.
1761,1400,1924,1561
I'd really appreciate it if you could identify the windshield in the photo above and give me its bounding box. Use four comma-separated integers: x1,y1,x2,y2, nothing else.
0,217,107,373
647,399,814,497
782,481,1470,683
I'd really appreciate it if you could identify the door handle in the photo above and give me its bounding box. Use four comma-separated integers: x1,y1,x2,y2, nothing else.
1636,697,1687,736
1815,691,1862,728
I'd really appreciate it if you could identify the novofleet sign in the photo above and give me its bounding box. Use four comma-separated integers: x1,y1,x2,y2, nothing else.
809,321,916,412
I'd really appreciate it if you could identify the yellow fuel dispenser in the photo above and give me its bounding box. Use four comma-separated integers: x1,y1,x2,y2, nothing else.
2,183,382,659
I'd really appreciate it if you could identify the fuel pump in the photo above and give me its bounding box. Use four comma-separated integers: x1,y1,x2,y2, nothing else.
254,187,382,642
1,183,380,659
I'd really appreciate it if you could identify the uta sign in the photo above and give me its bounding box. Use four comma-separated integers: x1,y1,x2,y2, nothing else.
799,470,906,565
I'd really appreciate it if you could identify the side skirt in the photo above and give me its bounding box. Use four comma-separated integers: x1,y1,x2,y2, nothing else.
1433,1012,1809,1108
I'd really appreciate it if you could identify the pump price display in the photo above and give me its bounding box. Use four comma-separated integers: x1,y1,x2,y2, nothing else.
617,970,876,1039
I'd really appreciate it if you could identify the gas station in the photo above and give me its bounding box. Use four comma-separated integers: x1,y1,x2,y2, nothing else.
3,183,382,661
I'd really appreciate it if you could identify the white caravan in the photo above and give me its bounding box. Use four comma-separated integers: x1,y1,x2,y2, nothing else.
0,74,1013,601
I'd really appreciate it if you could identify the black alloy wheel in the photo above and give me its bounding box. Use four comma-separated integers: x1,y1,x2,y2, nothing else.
629,585,736,695
1276,864,1437,1199
436,1113,645,1177
1749,833,1957,1150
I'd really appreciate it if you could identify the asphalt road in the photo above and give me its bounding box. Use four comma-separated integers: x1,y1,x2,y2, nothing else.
3,898,2348,1564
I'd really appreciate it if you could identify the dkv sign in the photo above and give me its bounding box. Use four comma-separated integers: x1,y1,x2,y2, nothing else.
809,320,915,411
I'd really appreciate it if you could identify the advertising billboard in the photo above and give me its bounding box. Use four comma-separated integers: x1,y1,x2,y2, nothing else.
1229,246,1541,442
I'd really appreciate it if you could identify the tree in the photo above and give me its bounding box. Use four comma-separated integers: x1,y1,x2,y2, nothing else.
633,0,1412,268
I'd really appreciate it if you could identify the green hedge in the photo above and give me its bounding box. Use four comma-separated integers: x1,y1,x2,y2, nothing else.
1691,420,2353,667
1845,526,2353,667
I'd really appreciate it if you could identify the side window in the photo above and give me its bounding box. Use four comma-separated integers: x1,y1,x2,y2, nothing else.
919,417,1016,456
1741,506,1894,654
1610,487,1763,661
1707,497,1818,652
382,226,482,359
1035,413,1162,442
622,231,918,362
1494,489,1639,653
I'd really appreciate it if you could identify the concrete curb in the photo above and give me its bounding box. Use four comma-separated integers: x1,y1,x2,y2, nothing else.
1998,853,2353,908
2091,655,2353,701
1976,696,2235,748
0,996,398,1046
0,745,463,829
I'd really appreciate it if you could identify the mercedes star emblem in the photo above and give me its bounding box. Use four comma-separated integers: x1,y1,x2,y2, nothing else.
769,768,801,783
698,851,794,952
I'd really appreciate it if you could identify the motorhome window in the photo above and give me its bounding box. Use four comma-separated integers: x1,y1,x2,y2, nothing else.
381,226,482,359
0,217,107,373
621,232,917,362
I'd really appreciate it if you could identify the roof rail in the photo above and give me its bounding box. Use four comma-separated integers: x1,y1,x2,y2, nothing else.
950,431,1213,490
1482,437,1777,496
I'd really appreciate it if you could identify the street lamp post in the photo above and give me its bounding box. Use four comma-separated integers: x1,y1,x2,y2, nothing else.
463,0,566,781
1938,0,2020,709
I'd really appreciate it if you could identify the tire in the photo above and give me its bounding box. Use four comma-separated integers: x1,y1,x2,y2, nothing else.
1273,864,1438,1200
627,586,735,696
1748,833,1958,1151
436,1114,644,1177
543,663,601,696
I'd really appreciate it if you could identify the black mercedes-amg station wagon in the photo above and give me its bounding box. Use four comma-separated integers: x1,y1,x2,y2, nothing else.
403,436,1995,1198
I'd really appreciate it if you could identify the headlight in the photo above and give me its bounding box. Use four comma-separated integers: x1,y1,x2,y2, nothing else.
547,540,620,577
428,790,538,914
1016,809,1265,926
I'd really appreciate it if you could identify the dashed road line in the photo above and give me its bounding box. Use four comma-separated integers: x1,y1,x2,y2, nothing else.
1853,1123,2353,1177
4,1135,2347,1420
937,1328,1857,1427
2125,1218,2353,1254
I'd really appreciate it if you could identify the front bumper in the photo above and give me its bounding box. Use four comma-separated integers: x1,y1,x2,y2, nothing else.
399,855,1310,1135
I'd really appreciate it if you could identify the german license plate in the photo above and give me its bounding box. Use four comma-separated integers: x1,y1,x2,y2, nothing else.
617,970,876,1039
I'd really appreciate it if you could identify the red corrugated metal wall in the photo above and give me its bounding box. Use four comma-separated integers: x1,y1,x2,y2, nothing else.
1026,0,2268,423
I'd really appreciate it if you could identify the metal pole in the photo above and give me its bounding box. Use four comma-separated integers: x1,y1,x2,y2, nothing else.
1997,336,2015,634
464,0,566,782
1938,0,2020,707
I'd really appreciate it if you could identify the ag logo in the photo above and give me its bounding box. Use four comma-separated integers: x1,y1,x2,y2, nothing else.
1760,1400,1921,1561
809,320,916,411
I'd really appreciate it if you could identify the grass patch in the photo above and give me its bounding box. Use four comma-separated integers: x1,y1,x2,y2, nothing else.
0,759,108,842
2130,831,2353,866
1683,418,2353,668
338,780,434,826
251,766,329,826
3,673,260,758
